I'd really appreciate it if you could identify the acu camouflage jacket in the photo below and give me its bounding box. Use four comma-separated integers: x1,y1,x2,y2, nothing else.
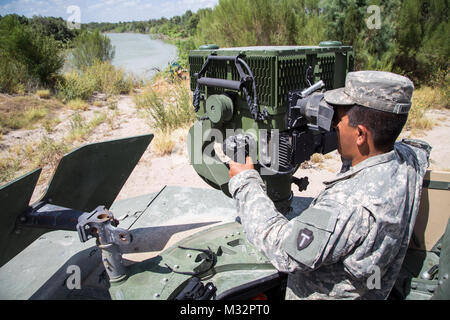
229,139,431,299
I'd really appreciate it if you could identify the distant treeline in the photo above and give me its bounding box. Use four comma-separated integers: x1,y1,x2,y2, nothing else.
1,0,448,87
84,0,448,86
83,9,206,39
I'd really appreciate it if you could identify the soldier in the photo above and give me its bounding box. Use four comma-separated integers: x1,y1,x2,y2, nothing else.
228,71,432,299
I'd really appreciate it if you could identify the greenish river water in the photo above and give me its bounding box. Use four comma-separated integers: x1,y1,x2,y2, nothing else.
105,33,178,79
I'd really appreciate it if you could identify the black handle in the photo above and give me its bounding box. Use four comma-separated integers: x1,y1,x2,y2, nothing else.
193,54,269,121
197,77,242,90
206,55,238,61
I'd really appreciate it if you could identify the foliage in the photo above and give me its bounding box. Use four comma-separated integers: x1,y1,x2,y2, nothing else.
57,71,96,102
83,61,134,96
2,0,448,90
135,79,194,132
394,0,449,84
57,61,134,102
0,15,64,92
84,10,202,38
320,0,449,83
71,30,115,70
194,0,322,47
29,15,79,44
181,0,447,86
0,52,28,94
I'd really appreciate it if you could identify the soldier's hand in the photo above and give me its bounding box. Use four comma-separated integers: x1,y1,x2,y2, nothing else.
229,156,254,178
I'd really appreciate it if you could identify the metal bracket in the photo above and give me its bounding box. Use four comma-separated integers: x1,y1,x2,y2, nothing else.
77,206,132,282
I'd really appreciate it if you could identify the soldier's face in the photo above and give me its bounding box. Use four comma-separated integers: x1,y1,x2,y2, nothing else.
333,106,358,160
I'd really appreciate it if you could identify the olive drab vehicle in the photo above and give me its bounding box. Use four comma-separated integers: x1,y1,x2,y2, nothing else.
0,43,449,300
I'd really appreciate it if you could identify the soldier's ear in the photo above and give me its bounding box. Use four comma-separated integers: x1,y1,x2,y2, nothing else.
356,124,369,146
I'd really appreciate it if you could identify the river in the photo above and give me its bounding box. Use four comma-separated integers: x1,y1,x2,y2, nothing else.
105,33,178,80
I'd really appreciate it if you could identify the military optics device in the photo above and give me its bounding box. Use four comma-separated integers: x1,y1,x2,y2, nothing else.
187,43,353,213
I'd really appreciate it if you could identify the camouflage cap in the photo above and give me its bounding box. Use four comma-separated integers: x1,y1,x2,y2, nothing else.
324,71,414,114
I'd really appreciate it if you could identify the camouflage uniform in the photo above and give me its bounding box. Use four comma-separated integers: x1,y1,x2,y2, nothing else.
228,71,432,299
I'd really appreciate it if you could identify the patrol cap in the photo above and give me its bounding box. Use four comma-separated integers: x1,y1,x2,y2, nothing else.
324,71,414,114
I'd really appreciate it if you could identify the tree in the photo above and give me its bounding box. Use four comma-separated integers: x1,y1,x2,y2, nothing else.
71,30,115,70
0,15,64,91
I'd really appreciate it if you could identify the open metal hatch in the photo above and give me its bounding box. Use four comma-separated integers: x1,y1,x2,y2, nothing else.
0,134,153,267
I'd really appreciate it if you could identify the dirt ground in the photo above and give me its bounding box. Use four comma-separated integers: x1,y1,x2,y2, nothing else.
1,94,449,204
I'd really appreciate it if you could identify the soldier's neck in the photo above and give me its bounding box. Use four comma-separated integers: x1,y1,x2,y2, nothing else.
352,149,386,167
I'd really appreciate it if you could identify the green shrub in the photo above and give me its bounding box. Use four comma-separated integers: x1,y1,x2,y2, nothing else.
72,30,115,70
0,53,30,94
57,71,97,102
0,15,64,91
58,62,134,101
84,61,134,95
135,81,194,131
174,38,197,68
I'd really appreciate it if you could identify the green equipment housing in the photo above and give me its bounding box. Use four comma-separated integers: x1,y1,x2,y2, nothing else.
187,42,354,213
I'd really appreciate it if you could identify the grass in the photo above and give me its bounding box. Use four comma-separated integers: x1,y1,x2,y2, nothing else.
0,155,21,185
42,117,61,133
151,129,176,156
84,61,135,96
0,136,69,186
67,111,107,143
0,62,139,187
34,136,70,168
24,107,48,122
107,98,118,110
135,77,194,132
404,85,449,133
0,95,63,133
36,89,51,99
0,110,108,186
106,109,120,130
67,98,89,111
412,85,449,110
134,77,194,155
57,71,96,102
93,100,105,107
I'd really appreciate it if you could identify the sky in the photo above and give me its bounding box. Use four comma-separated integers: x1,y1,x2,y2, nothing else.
0,0,219,23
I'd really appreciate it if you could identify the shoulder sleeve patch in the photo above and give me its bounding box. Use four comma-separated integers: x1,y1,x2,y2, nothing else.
297,228,314,250
282,207,338,269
